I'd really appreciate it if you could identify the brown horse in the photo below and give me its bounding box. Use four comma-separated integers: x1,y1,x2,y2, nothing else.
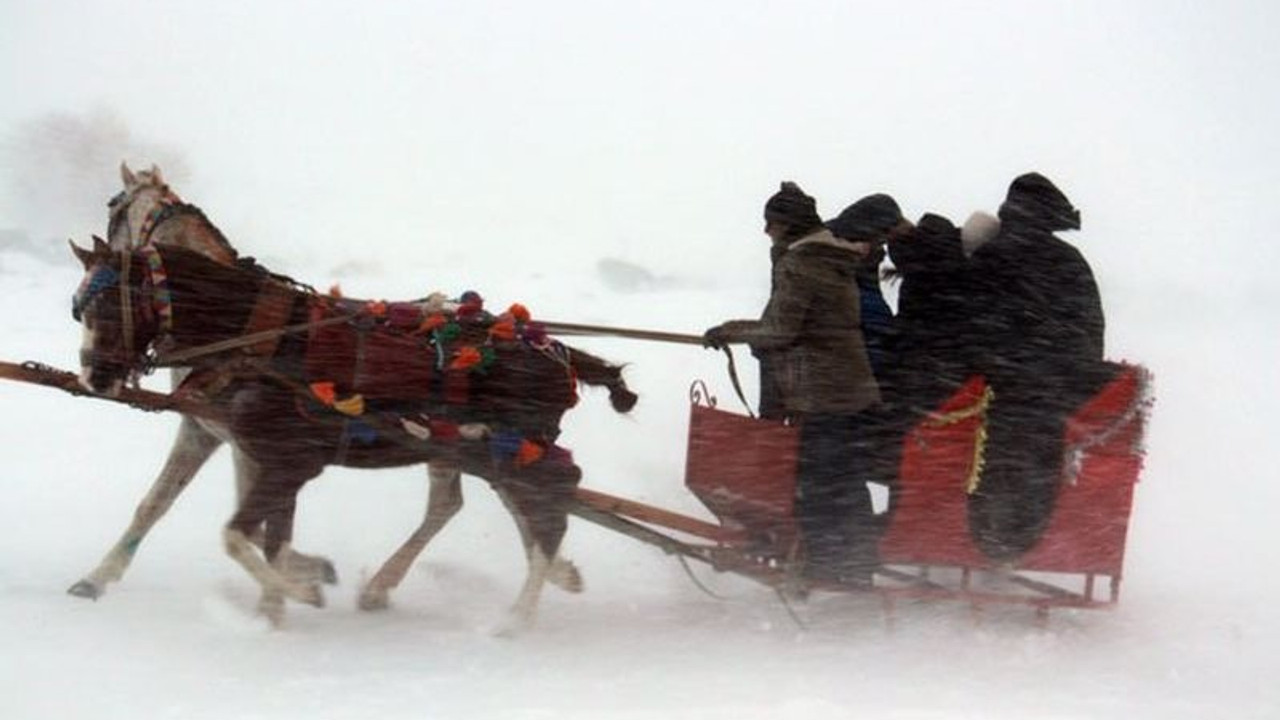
73,163,600,615
68,163,346,600
71,237,635,629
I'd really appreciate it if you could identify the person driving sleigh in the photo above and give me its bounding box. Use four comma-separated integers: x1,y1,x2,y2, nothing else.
703,181,881,586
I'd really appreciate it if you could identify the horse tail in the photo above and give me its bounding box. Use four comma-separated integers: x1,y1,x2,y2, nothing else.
568,347,638,413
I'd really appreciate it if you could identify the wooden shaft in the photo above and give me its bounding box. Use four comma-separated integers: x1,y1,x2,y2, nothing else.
0,360,222,421
573,487,744,543
541,321,704,346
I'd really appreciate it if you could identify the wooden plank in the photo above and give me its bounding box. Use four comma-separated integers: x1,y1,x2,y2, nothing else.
0,360,220,421
573,487,745,544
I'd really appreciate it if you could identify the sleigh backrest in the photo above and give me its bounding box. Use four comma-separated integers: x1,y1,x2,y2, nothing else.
878,375,994,567
1016,363,1151,575
684,398,800,553
879,364,1152,576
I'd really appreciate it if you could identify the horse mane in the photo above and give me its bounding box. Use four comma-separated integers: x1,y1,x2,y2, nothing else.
164,202,240,261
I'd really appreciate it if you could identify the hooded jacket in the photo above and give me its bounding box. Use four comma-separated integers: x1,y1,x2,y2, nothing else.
968,212,1104,385
723,228,880,416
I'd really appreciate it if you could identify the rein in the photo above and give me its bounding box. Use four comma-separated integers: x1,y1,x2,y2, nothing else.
540,321,756,417
119,249,134,379
152,314,356,366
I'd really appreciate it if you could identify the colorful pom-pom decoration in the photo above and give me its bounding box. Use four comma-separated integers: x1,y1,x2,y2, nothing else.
310,381,337,406
515,440,545,467
522,322,550,348
333,394,366,417
508,303,532,323
490,318,517,341
417,313,449,334
450,345,483,370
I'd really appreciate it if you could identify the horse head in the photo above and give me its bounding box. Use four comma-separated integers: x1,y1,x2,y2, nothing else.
70,237,162,395
108,162,183,250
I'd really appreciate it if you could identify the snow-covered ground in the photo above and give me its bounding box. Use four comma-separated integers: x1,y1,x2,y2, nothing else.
3,2,1278,718
1,245,1277,719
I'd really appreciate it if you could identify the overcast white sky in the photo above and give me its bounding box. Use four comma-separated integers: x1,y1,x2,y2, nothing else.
4,1,1279,310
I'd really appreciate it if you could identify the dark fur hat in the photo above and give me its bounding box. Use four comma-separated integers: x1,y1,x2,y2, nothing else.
999,172,1081,232
826,193,904,242
764,181,822,231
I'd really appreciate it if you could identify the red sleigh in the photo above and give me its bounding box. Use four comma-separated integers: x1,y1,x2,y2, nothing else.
669,364,1153,615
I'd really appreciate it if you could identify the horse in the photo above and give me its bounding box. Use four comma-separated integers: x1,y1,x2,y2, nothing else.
73,163,632,619
71,237,634,628
66,163,347,601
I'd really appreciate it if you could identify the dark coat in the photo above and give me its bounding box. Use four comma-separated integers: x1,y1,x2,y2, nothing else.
723,229,880,417
857,276,895,381
884,213,973,413
965,218,1105,406
963,214,1109,560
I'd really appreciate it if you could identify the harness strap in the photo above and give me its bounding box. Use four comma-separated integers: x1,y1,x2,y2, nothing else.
154,314,354,366
118,250,136,385
241,280,298,357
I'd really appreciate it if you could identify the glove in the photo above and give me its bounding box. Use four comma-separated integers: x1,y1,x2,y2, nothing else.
702,324,728,350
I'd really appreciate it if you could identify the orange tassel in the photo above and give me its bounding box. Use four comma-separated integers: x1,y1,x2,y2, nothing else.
490,319,517,341
416,313,448,334
328,284,343,298
508,303,531,323
450,346,483,370
515,440,545,467
310,382,337,406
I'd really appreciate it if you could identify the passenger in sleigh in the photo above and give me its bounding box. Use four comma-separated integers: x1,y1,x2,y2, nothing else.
850,205,995,493
963,172,1121,559
703,181,882,587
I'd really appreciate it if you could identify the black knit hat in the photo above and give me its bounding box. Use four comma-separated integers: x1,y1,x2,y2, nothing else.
998,172,1081,232
826,193,904,242
763,181,822,231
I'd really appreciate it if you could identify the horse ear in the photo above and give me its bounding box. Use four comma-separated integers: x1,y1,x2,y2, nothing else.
92,235,110,255
70,240,95,269
121,161,137,188
150,164,165,185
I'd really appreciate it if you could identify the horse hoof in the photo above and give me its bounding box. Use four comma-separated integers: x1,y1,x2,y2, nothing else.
549,560,584,594
357,588,390,612
300,585,326,609
67,580,103,600
491,616,528,639
258,596,286,627
321,560,339,585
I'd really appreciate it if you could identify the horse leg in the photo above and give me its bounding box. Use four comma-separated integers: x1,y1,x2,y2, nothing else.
503,483,584,595
359,462,465,611
234,448,338,587
69,415,222,599
223,475,324,627
491,464,579,636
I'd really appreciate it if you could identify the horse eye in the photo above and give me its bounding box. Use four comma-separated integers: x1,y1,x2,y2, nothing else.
108,192,125,208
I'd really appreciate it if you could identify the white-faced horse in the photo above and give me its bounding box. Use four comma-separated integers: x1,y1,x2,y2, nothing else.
68,164,342,599
70,164,627,620
72,237,636,627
